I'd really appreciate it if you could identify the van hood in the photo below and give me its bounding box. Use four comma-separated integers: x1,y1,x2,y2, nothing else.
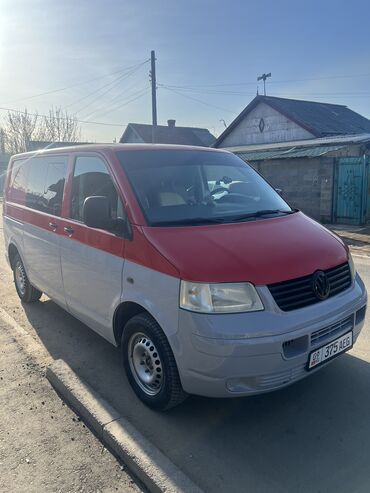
142,212,348,285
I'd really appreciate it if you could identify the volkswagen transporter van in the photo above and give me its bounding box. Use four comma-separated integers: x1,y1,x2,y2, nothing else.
3,144,367,409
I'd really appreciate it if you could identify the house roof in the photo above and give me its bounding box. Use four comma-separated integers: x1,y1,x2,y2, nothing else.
214,96,370,147
236,144,346,161
120,123,216,147
233,133,370,161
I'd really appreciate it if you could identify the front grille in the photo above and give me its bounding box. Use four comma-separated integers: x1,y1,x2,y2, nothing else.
268,262,352,311
311,315,353,347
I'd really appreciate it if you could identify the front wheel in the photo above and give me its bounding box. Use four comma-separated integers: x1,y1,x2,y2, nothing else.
13,254,42,303
122,313,187,410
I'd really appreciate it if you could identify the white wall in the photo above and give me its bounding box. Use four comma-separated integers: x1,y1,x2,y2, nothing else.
220,102,314,147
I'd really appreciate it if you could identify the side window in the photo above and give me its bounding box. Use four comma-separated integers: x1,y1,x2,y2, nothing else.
43,160,68,216
70,156,122,222
9,159,28,203
26,156,68,216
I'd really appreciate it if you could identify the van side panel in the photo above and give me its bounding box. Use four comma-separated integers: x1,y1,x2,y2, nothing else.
59,231,124,344
3,159,26,268
121,259,181,344
3,211,24,267
21,208,66,304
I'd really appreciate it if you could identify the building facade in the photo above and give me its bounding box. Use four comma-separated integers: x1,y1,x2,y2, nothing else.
215,96,370,225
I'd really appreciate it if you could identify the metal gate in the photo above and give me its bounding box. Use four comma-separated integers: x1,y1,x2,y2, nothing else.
334,157,368,225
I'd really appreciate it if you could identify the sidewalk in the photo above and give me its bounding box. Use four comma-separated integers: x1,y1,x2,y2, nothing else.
0,319,142,493
327,224,370,256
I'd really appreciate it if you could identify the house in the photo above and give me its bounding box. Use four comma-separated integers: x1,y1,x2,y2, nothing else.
214,96,370,225
120,120,216,147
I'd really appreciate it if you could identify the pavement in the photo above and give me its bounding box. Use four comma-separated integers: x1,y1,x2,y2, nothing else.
0,215,369,492
328,224,370,256
0,315,142,492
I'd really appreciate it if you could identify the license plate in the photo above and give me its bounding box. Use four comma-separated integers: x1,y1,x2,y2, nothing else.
307,331,353,370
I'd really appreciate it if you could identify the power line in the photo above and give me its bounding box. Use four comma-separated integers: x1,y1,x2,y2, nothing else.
4,59,150,105
159,85,238,114
67,60,150,112
158,85,370,98
84,87,150,120
0,106,125,127
161,72,370,89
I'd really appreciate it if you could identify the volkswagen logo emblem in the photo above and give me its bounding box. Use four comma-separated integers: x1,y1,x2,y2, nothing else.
312,271,330,300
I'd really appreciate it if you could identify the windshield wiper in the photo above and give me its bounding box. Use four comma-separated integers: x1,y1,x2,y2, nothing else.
230,209,297,222
151,217,228,226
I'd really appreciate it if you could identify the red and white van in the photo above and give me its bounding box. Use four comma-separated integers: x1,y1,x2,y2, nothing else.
3,144,367,409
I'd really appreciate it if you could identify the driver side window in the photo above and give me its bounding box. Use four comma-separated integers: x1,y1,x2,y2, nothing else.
70,156,123,222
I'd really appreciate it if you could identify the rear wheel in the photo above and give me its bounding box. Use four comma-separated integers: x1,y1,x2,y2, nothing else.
122,313,187,410
13,254,42,303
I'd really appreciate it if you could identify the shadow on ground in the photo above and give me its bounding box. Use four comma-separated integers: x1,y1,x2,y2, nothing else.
23,299,370,493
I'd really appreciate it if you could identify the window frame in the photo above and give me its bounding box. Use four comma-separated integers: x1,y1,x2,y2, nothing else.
8,158,29,204
68,152,126,225
9,153,69,217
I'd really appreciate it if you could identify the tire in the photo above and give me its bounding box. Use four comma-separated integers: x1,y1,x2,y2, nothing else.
13,253,42,303
122,313,187,410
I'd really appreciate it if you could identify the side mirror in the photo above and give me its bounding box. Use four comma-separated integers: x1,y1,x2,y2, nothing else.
83,196,111,229
82,195,132,239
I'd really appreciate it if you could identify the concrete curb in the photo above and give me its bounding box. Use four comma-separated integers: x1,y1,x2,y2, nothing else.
47,359,204,493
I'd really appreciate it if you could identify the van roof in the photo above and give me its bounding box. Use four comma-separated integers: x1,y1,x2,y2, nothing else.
12,143,229,159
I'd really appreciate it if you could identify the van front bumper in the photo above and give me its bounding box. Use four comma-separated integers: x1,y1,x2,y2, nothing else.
173,274,367,398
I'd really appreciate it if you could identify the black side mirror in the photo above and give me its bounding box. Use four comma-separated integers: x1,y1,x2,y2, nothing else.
83,196,111,229
82,195,132,239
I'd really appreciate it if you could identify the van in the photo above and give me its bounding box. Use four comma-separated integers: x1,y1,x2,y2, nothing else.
3,144,367,410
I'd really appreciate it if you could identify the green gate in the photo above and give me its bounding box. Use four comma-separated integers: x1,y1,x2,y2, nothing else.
334,157,368,225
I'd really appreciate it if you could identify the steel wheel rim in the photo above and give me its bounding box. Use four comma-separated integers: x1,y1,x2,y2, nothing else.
15,261,26,296
128,332,164,396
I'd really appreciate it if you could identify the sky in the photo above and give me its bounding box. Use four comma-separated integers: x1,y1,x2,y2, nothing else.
1,0,370,142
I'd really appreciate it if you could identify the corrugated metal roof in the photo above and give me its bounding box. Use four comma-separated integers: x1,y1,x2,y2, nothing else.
223,133,370,153
236,144,346,161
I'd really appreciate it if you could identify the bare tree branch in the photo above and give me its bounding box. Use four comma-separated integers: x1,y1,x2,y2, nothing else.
2,106,82,153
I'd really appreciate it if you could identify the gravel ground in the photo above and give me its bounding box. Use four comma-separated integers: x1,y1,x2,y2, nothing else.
0,310,142,493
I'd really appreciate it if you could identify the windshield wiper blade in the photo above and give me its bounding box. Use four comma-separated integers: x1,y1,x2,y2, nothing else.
151,217,227,226
230,209,296,222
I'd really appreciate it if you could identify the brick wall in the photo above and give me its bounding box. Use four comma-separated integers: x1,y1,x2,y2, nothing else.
251,157,334,222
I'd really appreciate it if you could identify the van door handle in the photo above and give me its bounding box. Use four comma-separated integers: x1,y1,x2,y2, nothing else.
48,221,58,231
63,226,74,236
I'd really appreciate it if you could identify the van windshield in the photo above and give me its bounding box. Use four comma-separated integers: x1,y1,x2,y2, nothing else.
116,150,294,226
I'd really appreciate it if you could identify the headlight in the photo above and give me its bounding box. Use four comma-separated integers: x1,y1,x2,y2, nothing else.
180,281,264,313
348,252,356,281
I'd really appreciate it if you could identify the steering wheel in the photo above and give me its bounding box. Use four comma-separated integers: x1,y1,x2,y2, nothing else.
217,193,255,204
211,186,229,196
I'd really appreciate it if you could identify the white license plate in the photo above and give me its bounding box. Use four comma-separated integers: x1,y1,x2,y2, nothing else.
308,331,353,370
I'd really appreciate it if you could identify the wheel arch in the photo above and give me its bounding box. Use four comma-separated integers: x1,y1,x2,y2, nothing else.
8,242,20,269
113,301,153,346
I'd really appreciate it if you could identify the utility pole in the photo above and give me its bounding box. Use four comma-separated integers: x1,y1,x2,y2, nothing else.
257,72,271,96
150,50,157,143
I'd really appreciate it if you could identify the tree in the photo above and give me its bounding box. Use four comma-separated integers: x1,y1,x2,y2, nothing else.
1,106,82,153
2,109,41,154
42,106,81,143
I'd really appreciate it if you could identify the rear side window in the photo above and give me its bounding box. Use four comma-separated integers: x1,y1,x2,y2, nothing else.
26,156,68,216
70,155,123,222
8,159,28,203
